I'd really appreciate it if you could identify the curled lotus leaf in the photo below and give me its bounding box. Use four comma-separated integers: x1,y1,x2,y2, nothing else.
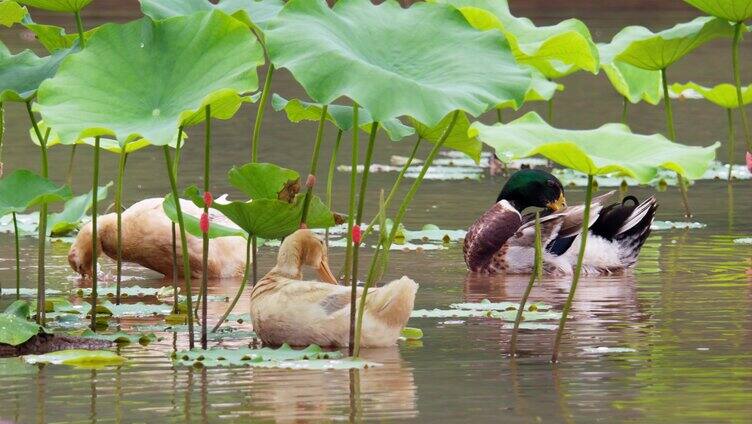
36,11,264,147
227,162,300,201
496,70,562,110
0,1,27,27
470,112,719,182
266,0,531,127
0,41,74,102
271,94,415,141
17,0,92,12
409,111,482,164
0,169,72,217
670,82,752,109
433,0,599,78
683,0,752,22
598,38,662,105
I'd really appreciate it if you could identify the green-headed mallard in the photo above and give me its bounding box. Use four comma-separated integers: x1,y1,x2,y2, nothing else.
464,169,657,275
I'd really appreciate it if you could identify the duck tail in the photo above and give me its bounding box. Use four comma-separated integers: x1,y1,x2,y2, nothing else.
365,277,418,327
616,196,658,268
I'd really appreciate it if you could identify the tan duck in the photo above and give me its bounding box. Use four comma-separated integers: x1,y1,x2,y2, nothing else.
68,197,248,279
251,229,418,348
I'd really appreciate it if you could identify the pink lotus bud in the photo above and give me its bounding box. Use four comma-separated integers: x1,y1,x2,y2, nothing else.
203,191,213,207
746,152,752,174
200,213,210,234
352,225,362,245
305,174,316,188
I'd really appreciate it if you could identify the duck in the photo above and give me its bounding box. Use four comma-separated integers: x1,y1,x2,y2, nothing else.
251,229,418,348
68,197,248,279
464,169,657,276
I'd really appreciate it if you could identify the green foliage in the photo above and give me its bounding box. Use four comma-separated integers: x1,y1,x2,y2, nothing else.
36,11,264,147
470,112,719,181
23,349,126,368
47,183,111,235
18,0,92,12
0,313,41,346
598,38,662,105
173,343,342,367
400,327,423,340
0,41,73,102
671,82,752,109
163,193,247,239
266,0,531,127
22,20,98,52
0,169,71,217
228,162,300,200
410,111,482,164
0,1,27,27
496,70,562,109
684,0,752,22
140,0,284,36
4,300,30,319
73,328,158,345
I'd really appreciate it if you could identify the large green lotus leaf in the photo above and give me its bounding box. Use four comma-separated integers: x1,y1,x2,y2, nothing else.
0,41,73,102
163,192,247,239
496,69,562,109
0,169,72,217
18,0,91,12
174,343,341,367
0,1,27,27
432,0,599,78
228,162,300,200
47,182,111,235
469,112,719,182
271,94,415,141
140,0,284,34
601,17,735,71
601,60,662,105
36,11,263,147
22,20,98,52
671,82,752,109
266,0,531,127
23,349,126,368
684,0,752,22
0,313,41,345
409,111,482,164
30,120,180,152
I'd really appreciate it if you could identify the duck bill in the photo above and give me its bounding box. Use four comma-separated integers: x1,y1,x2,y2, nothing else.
317,259,339,284
547,193,567,212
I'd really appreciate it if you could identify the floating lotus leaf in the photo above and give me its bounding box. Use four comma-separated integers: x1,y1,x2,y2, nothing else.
4,300,31,319
0,287,62,297
684,0,752,22
470,112,719,181
400,327,423,340
598,39,662,105
0,41,73,102
73,328,157,345
0,313,40,345
36,11,264,147
228,162,300,201
250,359,377,370
410,111,482,164
266,0,531,127
670,82,752,109
651,220,706,230
22,20,98,52
18,0,92,12
271,94,415,141
601,17,735,71
91,301,174,317
163,193,247,239
173,343,342,367
449,299,551,311
0,1,27,27
47,183,111,235
0,169,72,217
24,349,126,368
496,70,562,109
411,308,560,321
140,0,284,36
433,0,599,78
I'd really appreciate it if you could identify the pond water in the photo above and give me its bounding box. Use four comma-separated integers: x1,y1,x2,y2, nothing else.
2,2,752,423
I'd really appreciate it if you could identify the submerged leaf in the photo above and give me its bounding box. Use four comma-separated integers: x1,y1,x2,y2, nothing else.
670,82,752,109
23,349,126,368
0,313,41,345
17,0,92,12
0,169,72,217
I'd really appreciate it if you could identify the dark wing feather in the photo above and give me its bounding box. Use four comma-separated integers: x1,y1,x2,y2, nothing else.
464,201,522,272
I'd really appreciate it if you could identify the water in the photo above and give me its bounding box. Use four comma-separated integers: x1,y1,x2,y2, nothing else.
2,2,752,423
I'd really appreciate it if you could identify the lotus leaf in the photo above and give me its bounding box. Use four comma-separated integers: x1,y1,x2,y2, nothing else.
140,0,284,35
0,313,41,345
0,41,73,102
266,0,531,127
36,11,264,147
17,0,92,12
433,0,599,78
400,327,423,340
74,328,157,345
21,16,98,52
600,17,735,71
47,183,111,235
470,112,719,182
496,70,562,109
173,343,341,367
684,0,752,22
0,169,71,217
0,1,27,27
92,301,174,317
228,162,300,200
250,359,377,370
411,308,560,321
449,299,551,311
30,121,180,153
671,82,752,109
0,287,62,297
23,349,126,368
598,39,662,105
271,94,415,141
163,193,247,239
4,300,30,318
409,111,482,164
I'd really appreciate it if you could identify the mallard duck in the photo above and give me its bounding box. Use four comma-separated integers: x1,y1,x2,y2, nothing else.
464,169,657,275
251,229,418,348
68,197,248,279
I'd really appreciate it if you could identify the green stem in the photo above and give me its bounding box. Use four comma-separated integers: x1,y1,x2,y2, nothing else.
325,129,343,245
164,145,195,348
732,22,751,152
727,108,736,181
90,137,101,331
114,152,127,305
251,65,274,162
344,103,360,283
26,101,48,325
551,174,593,363
12,212,20,300
171,130,183,314
212,236,251,333
348,122,378,355
300,105,328,224
496,108,503,123
74,11,86,48
510,211,541,356
661,68,692,218
200,105,211,349
0,102,5,176
65,146,77,188
547,98,553,123
621,97,629,126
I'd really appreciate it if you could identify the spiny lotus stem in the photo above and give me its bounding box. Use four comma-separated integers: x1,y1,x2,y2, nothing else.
352,224,362,245
203,191,213,208
200,212,210,234
746,152,752,174
305,174,316,188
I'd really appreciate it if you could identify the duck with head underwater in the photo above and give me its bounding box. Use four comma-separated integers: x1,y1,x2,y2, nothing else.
463,169,657,275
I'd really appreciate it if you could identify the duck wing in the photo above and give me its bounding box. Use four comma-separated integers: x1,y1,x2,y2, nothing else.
464,200,523,272
545,191,614,256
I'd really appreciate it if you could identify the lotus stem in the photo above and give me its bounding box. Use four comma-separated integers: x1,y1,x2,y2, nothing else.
510,211,541,356
552,174,594,363
661,68,692,218
300,105,328,224
64,146,77,188
200,105,211,349
344,103,360,283
0,102,5,177
251,237,258,287
90,136,101,332
496,109,503,123
74,11,86,48
362,137,423,240
547,98,553,123
163,145,195,349
114,152,127,305
621,97,628,126
12,212,20,300
212,236,251,333
732,22,751,152
26,101,48,325
727,108,736,181
325,129,343,245
170,129,184,314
